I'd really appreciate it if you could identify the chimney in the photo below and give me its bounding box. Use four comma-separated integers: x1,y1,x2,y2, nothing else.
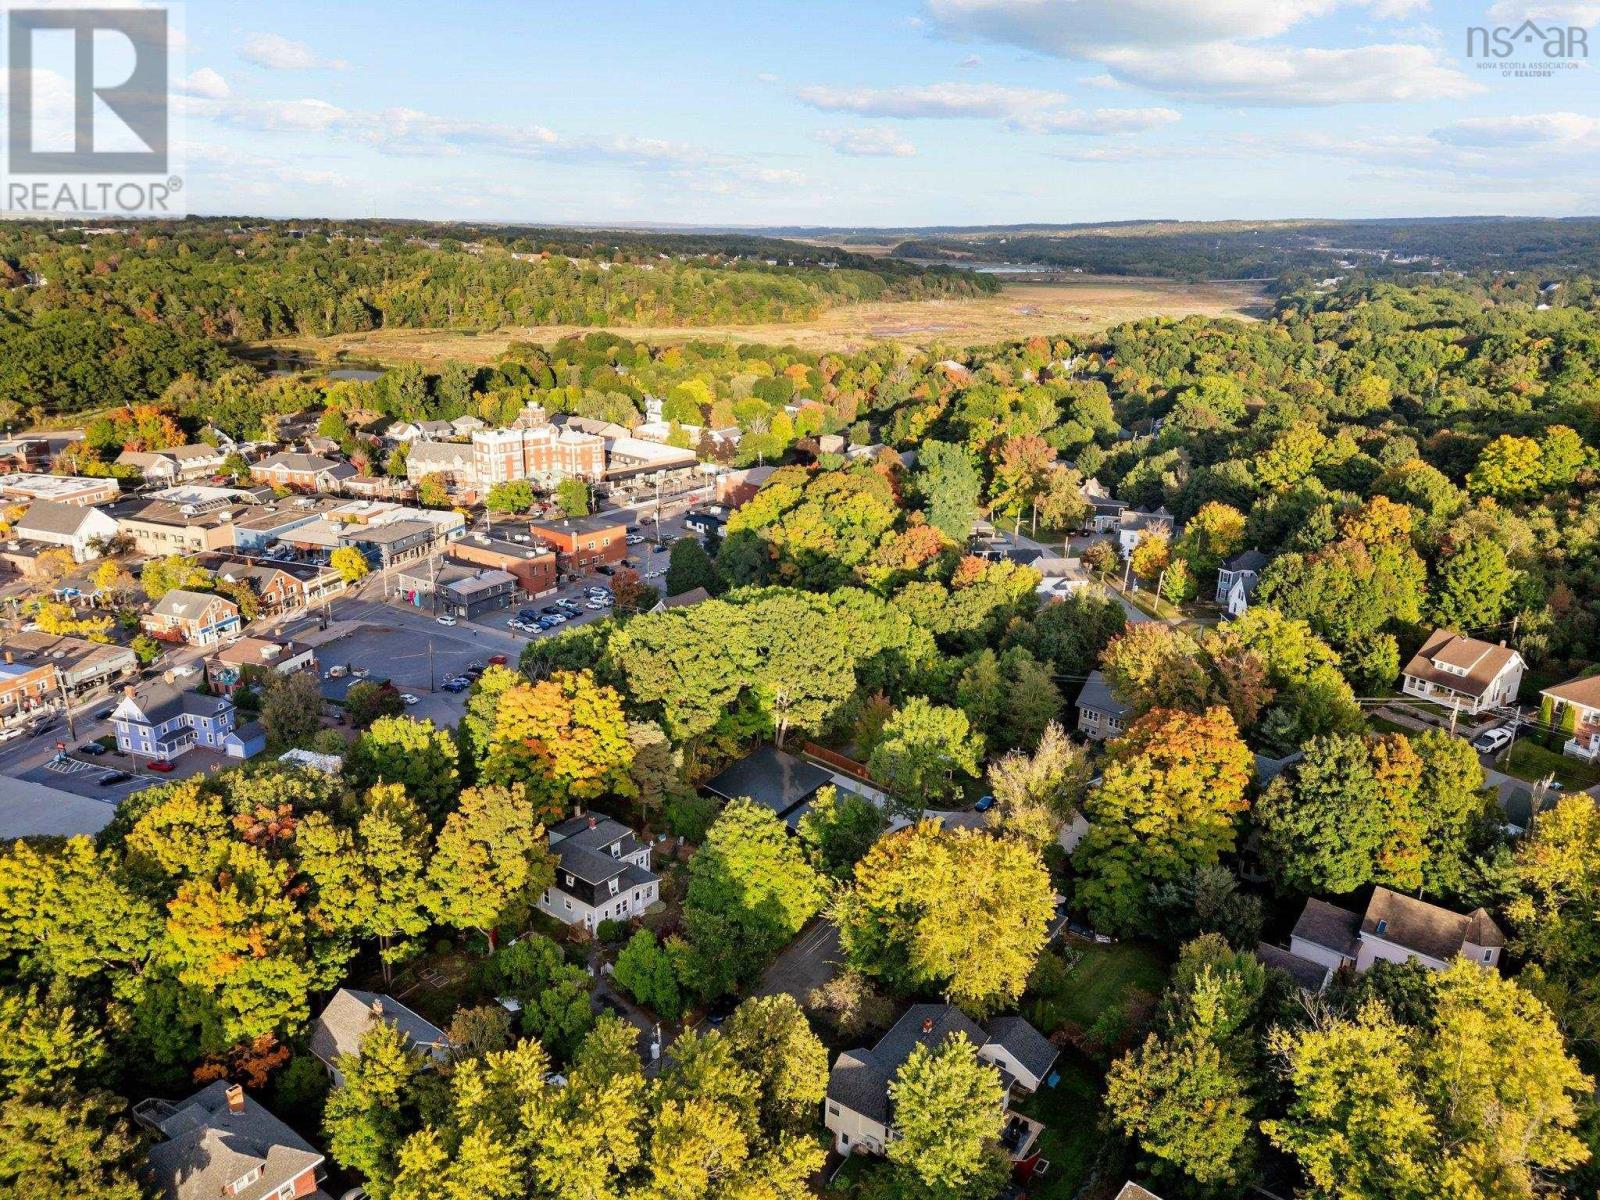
588,816,598,830
123,684,136,699
921,1017,935,1034
2,652,10,664
225,1084,245,1114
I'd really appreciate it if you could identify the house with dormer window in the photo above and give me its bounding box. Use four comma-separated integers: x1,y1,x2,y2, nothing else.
138,1081,325,1200
141,589,242,647
537,812,659,929
1399,629,1524,716
112,683,240,760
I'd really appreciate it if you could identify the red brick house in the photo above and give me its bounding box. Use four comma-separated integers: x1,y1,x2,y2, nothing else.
141,589,242,646
528,512,628,569
449,532,559,596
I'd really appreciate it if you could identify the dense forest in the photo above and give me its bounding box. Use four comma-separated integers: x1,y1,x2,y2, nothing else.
888,216,1600,280
0,220,992,417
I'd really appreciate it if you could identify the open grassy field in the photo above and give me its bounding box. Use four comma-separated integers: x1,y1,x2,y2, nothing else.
256,278,1269,366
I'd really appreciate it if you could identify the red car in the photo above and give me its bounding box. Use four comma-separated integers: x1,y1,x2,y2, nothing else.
147,760,175,773
488,654,508,666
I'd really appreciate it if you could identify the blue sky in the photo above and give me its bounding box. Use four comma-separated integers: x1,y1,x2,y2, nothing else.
104,0,1600,223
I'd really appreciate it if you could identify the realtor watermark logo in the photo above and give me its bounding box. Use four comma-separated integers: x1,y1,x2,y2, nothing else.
1466,18,1589,78
4,4,185,215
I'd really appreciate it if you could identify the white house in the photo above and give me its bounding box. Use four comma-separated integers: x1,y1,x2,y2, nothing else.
1215,548,1267,617
825,1004,1057,1157
309,989,450,1086
1283,888,1504,990
1117,507,1173,555
1399,630,1525,716
1033,556,1091,599
536,813,659,930
14,500,119,562
1539,673,1600,762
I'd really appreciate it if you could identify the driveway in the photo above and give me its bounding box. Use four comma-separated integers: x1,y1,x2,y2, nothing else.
757,919,842,1005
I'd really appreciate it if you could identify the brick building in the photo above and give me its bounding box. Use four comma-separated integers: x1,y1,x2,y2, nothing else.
448,532,559,596
528,512,628,569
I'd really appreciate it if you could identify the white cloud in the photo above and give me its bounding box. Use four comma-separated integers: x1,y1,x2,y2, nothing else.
177,67,231,100
240,33,349,71
924,0,1472,105
1486,0,1600,25
1011,105,1180,133
794,81,1179,135
957,54,984,67
796,81,1070,120
813,127,919,156
1097,41,1478,105
1433,111,1600,146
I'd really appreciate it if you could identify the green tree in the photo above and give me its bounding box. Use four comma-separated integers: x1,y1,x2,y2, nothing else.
0,988,106,1095
346,716,461,823
795,784,885,880
886,1033,1007,1199
722,994,829,1136
984,721,1091,849
259,669,324,749
0,1087,144,1200
837,823,1054,1014
427,784,554,950
324,1020,428,1200
554,477,591,517
916,439,983,541
1467,433,1544,498
485,479,535,517
684,798,827,993
868,697,984,817
665,535,719,597
1429,536,1514,632
613,929,686,1021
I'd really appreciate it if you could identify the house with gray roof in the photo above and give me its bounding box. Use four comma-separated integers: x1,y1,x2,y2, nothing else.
14,498,118,561
825,1003,1057,1157
139,1080,327,1200
111,682,240,761
251,451,356,493
704,744,835,828
310,989,451,1085
116,443,226,484
141,587,241,646
1286,887,1504,989
1216,548,1268,617
537,812,659,931
1076,670,1131,741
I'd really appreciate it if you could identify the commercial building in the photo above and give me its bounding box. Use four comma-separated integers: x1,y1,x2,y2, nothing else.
0,473,119,506
448,532,559,596
527,511,627,569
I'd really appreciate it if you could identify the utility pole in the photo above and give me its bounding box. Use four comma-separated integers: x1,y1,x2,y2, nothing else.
428,640,435,693
54,666,75,744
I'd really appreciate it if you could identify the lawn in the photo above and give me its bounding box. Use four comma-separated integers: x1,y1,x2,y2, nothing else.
1029,938,1169,1031
1011,1056,1104,1200
1016,939,1170,1198
1505,738,1600,791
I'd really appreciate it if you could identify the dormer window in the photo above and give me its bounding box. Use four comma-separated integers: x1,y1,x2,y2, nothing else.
230,1166,261,1193
1375,919,1388,935
608,878,620,896
609,841,620,858
564,873,575,888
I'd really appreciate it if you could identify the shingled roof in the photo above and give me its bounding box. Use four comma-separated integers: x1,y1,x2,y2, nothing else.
309,988,449,1070
144,1081,322,1200
1401,629,1523,701
1362,887,1505,963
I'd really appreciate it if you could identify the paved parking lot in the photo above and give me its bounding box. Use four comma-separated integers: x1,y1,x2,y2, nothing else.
17,745,233,803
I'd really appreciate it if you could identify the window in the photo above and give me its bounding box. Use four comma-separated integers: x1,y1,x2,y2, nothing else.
276,1185,295,1200
1375,919,1388,935
608,878,620,896
1482,948,1493,963
828,1104,840,1116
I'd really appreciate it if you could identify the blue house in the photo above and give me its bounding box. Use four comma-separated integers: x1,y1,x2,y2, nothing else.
111,683,241,761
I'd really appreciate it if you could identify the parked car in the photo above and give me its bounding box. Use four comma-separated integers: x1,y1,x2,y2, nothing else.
626,534,645,546
79,742,108,756
170,664,197,679
0,727,24,744
436,614,458,626
489,654,508,666
95,707,115,721
595,565,616,576
1472,726,1514,754
325,664,348,678
974,794,996,812
401,694,419,706
98,770,132,787
147,760,175,773
541,605,563,615
586,599,609,610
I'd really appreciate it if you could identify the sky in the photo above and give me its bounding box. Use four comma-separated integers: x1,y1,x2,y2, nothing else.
11,0,1600,225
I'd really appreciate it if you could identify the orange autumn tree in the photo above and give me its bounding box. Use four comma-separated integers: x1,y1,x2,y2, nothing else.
485,669,635,822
